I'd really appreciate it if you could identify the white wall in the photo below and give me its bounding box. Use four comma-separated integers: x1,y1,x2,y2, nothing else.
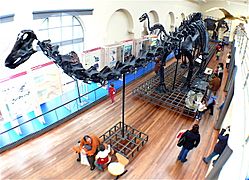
218,36,249,180
81,0,200,48
0,0,200,56
0,0,200,72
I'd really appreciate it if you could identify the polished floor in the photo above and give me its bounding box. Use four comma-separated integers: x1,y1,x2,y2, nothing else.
0,47,229,179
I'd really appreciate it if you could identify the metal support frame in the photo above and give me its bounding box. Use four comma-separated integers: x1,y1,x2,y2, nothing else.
99,122,149,161
99,73,149,161
132,42,216,118
75,79,82,103
122,74,125,138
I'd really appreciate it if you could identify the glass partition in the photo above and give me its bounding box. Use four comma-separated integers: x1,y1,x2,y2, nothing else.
0,63,155,150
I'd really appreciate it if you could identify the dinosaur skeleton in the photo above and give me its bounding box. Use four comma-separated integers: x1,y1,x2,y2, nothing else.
5,12,209,93
204,18,229,40
5,30,138,85
206,7,248,23
139,12,209,91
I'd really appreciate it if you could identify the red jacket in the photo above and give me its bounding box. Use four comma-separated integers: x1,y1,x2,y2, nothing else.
97,156,109,164
109,87,115,96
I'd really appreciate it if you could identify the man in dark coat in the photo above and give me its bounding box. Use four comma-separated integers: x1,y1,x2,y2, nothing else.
177,124,200,163
203,127,230,165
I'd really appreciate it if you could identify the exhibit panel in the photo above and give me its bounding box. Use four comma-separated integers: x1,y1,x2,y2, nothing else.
30,61,62,104
82,47,104,70
0,72,34,125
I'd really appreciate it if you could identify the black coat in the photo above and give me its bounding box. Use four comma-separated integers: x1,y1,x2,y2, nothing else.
182,130,200,150
214,129,229,154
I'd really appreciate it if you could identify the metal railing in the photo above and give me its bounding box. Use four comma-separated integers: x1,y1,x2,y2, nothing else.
0,63,154,150
0,85,103,136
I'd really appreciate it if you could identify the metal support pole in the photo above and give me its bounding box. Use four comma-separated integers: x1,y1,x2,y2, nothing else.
75,79,82,103
122,74,126,138
172,58,179,90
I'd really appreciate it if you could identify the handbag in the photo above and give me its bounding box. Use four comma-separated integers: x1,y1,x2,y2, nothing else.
177,136,186,147
176,129,187,139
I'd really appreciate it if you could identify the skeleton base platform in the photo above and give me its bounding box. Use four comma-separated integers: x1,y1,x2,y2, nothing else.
132,62,208,118
100,122,149,161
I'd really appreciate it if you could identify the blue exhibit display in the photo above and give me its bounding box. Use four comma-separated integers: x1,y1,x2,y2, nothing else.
0,58,171,150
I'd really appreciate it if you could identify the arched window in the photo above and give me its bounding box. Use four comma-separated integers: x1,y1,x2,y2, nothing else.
35,14,85,93
181,13,185,21
38,15,84,55
169,12,175,32
106,9,134,44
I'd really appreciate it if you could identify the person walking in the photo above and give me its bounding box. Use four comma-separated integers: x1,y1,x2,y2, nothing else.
203,126,230,165
177,124,200,163
108,83,116,103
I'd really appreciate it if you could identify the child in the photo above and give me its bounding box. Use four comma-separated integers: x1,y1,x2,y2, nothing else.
95,144,111,171
108,83,116,103
195,99,207,121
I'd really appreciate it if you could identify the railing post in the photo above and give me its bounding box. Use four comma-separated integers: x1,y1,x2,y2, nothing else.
75,79,81,103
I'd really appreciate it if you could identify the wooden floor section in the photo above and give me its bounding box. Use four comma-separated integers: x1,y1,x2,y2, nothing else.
0,47,230,179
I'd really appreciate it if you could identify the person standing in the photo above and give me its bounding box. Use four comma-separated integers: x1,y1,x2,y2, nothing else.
108,83,116,103
206,95,217,116
177,124,200,163
217,63,224,82
216,50,221,61
226,53,231,69
203,126,230,165
215,43,221,53
154,58,161,76
208,73,221,96
195,99,207,121
78,135,101,170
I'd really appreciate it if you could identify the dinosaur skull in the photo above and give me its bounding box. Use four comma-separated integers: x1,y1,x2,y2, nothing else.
139,13,148,22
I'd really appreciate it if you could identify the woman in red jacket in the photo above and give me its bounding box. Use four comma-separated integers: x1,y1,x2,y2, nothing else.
108,83,116,103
